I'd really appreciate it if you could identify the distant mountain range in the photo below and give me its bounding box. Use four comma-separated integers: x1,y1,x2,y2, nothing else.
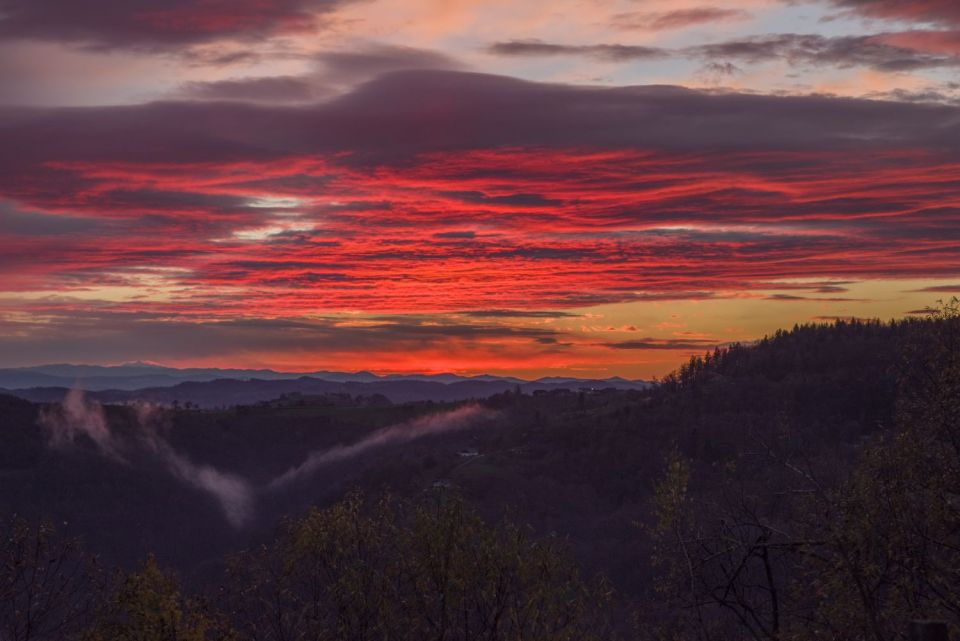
0,363,650,406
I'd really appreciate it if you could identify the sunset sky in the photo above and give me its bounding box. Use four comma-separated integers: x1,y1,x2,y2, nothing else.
2,0,960,378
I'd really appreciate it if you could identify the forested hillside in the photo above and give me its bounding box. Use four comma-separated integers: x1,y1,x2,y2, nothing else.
2,302,958,640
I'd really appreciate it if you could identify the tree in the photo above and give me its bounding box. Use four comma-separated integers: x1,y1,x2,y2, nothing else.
646,300,960,641
222,491,615,641
646,450,798,641
794,298,960,640
83,556,224,641
0,518,98,641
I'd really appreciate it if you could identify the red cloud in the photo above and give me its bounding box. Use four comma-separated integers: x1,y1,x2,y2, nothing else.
832,0,960,27
3,147,959,315
0,0,346,49
1,73,959,372
874,30,960,56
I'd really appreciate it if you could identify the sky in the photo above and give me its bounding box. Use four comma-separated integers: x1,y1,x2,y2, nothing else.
1,0,960,379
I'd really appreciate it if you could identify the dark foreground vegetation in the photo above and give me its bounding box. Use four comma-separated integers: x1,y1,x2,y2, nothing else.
2,299,959,640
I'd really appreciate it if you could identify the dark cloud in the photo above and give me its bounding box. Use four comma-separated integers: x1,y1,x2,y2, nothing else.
175,44,462,104
178,76,320,103
864,87,958,104
687,33,960,71
0,0,350,50
315,45,463,85
439,191,562,207
487,40,667,61
0,201,105,235
6,69,959,173
611,7,750,31
811,285,851,293
765,293,865,301
0,311,567,365
489,31,960,73
433,231,477,239
96,189,255,214
827,0,960,28
182,49,264,67
905,284,960,292
605,338,718,350
458,310,581,319
696,61,743,81
756,280,857,292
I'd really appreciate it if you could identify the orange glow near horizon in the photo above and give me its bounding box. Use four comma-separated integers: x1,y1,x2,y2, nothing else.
2,0,960,376
2,143,959,377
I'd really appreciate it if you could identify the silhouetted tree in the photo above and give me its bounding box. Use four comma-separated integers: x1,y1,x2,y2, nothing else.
82,555,225,641
222,491,615,641
0,518,98,641
646,300,960,641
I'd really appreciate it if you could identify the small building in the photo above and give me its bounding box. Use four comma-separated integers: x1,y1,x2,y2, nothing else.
458,447,480,458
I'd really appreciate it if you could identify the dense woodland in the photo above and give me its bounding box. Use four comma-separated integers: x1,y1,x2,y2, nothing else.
2,299,959,640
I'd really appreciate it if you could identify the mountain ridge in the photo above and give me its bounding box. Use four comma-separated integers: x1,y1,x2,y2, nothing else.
0,375,652,407
0,363,648,393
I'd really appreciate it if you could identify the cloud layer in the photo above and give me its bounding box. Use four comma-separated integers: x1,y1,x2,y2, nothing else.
1,71,959,372
0,0,349,49
2,0,960,375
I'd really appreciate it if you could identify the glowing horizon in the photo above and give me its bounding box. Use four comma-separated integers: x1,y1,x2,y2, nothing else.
1,0,959,377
